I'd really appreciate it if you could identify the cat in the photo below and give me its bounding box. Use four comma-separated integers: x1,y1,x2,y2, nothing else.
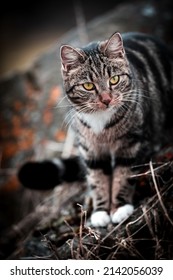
18,32,173,227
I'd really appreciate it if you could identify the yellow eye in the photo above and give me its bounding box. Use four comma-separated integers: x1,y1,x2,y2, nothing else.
83,83,95,91
109,75,119,85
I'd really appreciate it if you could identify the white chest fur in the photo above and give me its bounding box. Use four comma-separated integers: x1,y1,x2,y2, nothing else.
79,109,115,134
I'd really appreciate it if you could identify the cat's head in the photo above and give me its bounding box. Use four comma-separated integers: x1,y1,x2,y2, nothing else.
60,32,132,113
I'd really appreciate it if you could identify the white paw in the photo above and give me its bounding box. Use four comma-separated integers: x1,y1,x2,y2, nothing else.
111,204,134,224
91,211,110,227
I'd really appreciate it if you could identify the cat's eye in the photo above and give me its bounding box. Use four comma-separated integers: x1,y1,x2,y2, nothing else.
83,82,95,91
109,75,119,85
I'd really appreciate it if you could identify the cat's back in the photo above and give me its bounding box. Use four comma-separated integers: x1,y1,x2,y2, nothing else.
123,31,172,53
122,32,173,80
123,32,173,132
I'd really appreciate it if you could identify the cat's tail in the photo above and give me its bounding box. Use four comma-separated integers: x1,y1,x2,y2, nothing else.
18,156,86,190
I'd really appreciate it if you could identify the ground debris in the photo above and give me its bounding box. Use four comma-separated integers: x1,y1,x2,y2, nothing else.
2,146,173,260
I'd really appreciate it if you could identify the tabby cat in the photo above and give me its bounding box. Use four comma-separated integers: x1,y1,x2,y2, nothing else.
18,32,173,227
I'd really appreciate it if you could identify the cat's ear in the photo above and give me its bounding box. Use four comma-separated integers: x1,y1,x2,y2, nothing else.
99,32,125,58
60,45,85,71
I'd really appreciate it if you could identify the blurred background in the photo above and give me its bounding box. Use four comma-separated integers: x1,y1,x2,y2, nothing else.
0,0,122,76
0,0,173,257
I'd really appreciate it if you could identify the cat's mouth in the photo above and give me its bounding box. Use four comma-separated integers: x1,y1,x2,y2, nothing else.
95,99,121,112
76,99,121,114
97,102,111,110
95,94,122,111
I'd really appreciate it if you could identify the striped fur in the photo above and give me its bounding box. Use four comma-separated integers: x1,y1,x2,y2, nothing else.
60,32,173,227
18,32,173,228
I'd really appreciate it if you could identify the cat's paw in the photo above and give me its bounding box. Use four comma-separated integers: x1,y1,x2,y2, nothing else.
111,204,134,224
91,211,110,227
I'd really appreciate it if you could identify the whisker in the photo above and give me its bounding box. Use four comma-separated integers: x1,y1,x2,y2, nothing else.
123,90,152,99
56,105,72,108
64,102,94,127
123,99,144,112
123,87,156,99
55,95,69,108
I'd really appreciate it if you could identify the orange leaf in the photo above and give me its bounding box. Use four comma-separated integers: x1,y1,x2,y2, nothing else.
1,175,20,192
43,110,53,125
54,130,66,142
48,86,62,106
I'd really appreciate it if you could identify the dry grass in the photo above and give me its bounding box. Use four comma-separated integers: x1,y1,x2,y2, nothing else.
1,147,173,260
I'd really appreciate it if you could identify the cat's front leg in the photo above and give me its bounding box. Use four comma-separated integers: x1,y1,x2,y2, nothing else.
111,165,135,224
86,157,112,227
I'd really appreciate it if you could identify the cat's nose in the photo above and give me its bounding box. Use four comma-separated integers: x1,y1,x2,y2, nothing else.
100,93,112,106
